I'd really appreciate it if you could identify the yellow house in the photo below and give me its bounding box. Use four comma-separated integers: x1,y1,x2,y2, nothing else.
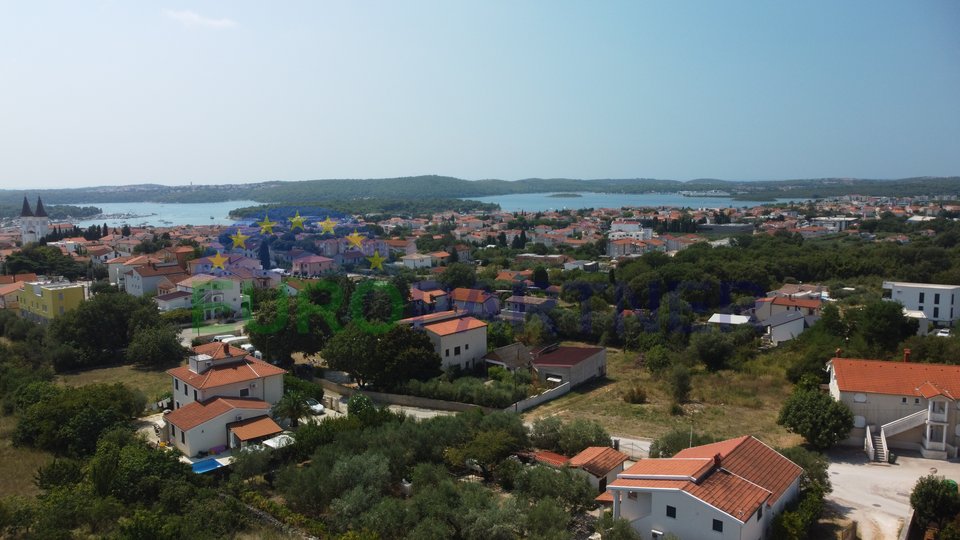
18,281,87,324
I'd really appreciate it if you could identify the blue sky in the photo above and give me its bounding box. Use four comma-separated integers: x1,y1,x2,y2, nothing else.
0,1,957,188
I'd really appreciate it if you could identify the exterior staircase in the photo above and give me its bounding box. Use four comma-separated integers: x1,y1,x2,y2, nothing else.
872,432,886,462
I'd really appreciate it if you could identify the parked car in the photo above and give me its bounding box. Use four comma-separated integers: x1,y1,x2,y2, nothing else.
936,328,951,338
306,398,325,415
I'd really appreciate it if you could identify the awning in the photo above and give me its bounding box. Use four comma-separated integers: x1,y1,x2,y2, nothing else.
262,434,294,449
228,416,283,441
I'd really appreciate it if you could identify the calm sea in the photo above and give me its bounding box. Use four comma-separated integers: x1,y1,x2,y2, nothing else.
463,192,799,212
67,200,261,228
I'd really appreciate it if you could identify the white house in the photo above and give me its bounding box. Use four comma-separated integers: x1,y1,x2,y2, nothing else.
882,281,960,327
762,311,806,345
401,253,433,269
163,342,286,457
828,356,960,460
606,435,802,540
423,316,488,371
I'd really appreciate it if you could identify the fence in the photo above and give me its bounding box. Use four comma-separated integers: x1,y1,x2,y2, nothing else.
315,378,495,413
504,383,571,413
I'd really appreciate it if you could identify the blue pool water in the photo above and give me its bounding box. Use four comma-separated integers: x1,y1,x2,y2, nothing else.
191,458,225,474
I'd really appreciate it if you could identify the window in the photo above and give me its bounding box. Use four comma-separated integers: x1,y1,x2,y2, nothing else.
919,306,924,311
935,307,940,319
757,506,763,521
193,389,198,401
666,505,676,518
180,430,185,444
916,398,921,405
171,425,176,436
239,388,249,397
465,343,469,350
445,349,450,357
712,519,723,533
183,384,188,396
627,492,637,500
920,292,926,303
175,379,179,391
902,397,907,404
936,293,941,304
454,346,461,355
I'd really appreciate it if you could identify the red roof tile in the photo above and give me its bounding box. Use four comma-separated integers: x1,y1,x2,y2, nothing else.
164,397,271,431
620,458,714,479
533,451,570,467
450,287,494,304
167,352,286,390
228,415,283,441
423,316,487,336
569,447,630,477
831,357,960,399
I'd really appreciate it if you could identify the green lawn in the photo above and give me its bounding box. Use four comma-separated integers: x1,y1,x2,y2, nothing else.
523,345,802,448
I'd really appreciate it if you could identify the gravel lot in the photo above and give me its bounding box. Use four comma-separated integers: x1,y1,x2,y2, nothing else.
826,449,960,540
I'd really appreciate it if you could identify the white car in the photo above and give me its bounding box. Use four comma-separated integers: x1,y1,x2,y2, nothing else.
936,328,951,338
306,398,325,415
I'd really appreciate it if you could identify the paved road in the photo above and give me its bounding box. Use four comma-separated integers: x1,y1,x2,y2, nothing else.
826,449,960,540
178,322,247,346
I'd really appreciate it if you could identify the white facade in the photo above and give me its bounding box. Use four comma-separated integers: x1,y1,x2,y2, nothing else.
168,405,272,458
882,281,960,326
402,254,433,269
171,370,283,411
425,326,487,371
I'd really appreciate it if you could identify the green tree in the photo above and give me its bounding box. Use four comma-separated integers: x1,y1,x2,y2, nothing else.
272,391,310,428
911,475,960,530
688,330,734,371
532,266,549,289
596,512,642,540
126,324,186,367
258,240,271,269
778,386,853,450
853,299,917,355
322,324,379,388
557,418,612,456
668,364,692,403
779,446,831,494
247,293,333,365
438,263,477,289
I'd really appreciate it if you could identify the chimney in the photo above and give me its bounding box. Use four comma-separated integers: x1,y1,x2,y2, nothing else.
835,348,843,358
713,453,722,468
904,348,911,363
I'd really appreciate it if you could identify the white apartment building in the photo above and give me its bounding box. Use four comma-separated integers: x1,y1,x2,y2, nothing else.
882,281,960,326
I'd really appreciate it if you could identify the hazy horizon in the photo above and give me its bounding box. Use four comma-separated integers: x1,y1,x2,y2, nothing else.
1,1,958,189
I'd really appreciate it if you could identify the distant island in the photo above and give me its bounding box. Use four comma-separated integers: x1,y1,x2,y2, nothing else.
1,175,959,208
547,193,583,198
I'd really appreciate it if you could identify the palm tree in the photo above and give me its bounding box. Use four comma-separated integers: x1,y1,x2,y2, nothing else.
272,391,309,428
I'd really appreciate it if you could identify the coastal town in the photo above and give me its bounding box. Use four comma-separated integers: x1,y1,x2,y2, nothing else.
3,188,960,539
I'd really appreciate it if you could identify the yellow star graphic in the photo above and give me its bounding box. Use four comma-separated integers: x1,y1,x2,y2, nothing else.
257,213,277,235
367,250,386,271
320,216,337,235
346,229,364,249
210,251,228,270
230,230,250,250
289,211,305,231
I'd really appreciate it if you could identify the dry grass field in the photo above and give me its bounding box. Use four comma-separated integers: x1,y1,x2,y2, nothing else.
524,344,803,448
57,364,172,402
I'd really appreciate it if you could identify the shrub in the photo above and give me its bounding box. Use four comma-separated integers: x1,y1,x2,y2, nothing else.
622,385,647,404
668,364,691,403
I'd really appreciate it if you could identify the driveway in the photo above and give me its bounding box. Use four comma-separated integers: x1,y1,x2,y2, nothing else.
826,449,960,540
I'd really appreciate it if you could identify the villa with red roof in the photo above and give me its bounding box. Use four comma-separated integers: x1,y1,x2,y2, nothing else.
605,435,802,540
828,356,960,460
163,342,286,457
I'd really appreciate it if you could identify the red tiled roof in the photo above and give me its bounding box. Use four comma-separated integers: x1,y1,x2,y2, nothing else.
164,397,271,431
620,458,714,479
533,451,570,467
167,354,286,390
193,342,248,359
831,357,960,399
595,490,614,503
424,316,487,336
675,435,802,506
228,415,283,441
450,287,493,304
771,296,821,309
532,346,604,367
569,447,630,477
610,436,802,522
